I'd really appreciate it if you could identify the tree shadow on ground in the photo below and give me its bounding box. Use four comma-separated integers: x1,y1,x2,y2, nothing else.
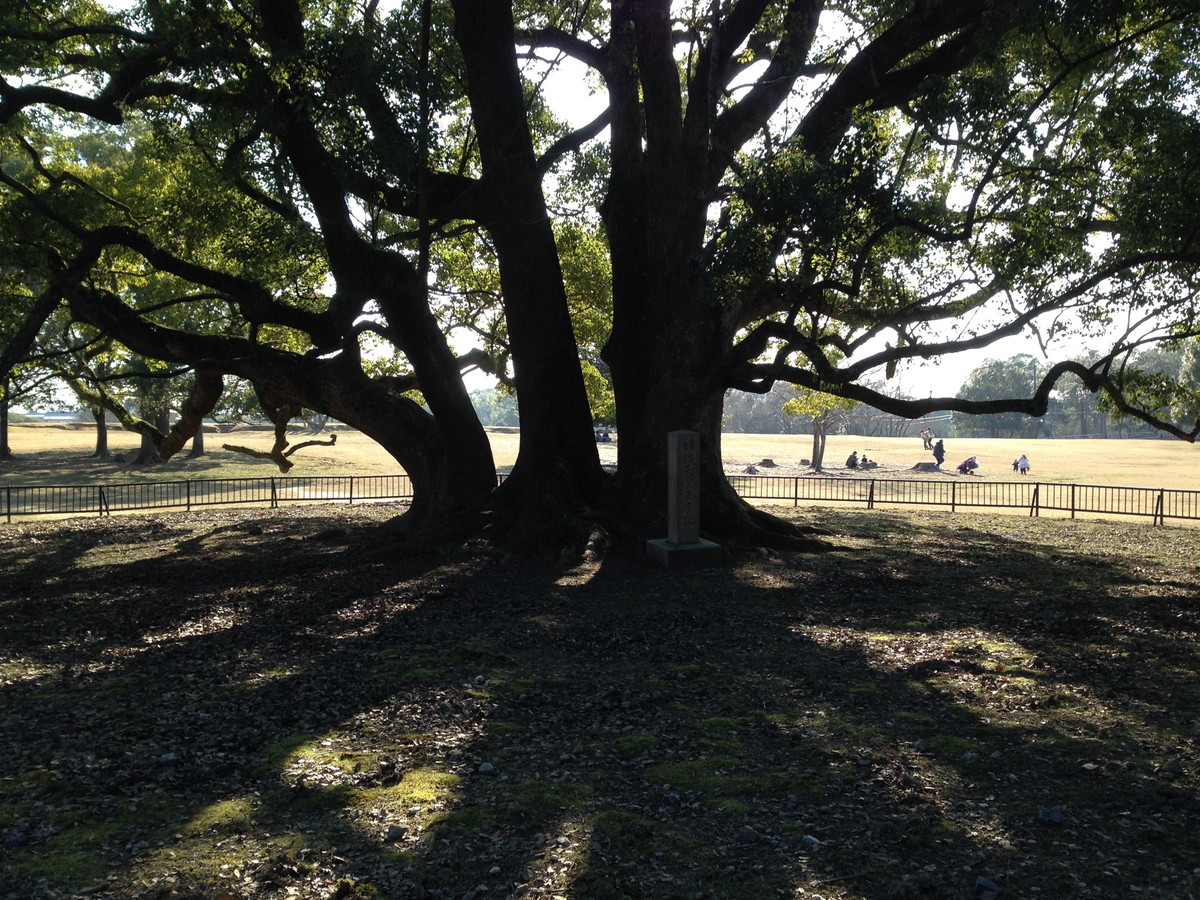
0,505,1197,899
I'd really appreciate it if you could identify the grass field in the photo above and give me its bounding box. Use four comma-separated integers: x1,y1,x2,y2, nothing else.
4,423,1198,491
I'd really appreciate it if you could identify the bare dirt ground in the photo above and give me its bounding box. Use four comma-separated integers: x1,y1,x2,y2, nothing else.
2,503,1198,899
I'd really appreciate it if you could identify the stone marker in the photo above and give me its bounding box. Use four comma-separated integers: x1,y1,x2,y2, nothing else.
646,430,724,569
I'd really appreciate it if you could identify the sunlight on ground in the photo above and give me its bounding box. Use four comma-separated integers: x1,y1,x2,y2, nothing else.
139,607,242,644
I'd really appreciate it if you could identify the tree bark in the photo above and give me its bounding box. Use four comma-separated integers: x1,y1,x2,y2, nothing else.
452,0,605,549
0,391,10,460
65,286,487,530
133,408,169,464
0,382,10,461
811,429,827,472
91,406,110,459
188,422,205,458
597,0,825,549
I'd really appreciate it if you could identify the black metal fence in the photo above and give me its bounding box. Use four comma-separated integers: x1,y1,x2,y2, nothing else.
3,472,1198,526
1,474,412,523
727,474,1200,526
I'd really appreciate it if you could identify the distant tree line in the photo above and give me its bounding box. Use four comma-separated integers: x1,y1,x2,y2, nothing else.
951,345,1200,438
469,388,519,428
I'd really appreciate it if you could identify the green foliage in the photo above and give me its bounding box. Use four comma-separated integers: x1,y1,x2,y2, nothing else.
579,359,614,423
953,355,1047,438
1106,340,1200,428
469,387,518,427
782,388,859,422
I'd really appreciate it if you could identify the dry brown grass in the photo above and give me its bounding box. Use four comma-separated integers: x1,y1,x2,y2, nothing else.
5,423,1198,490
720,432,1200,490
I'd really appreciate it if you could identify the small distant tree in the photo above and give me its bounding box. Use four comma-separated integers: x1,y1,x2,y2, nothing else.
783,389,859,472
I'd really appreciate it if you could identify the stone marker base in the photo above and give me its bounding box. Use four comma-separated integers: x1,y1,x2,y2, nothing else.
911,462,940,473
646,538,724,570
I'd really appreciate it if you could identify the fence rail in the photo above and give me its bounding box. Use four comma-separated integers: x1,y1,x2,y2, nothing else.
3,473,1198,526
727,474,1200,526
2,474,413,523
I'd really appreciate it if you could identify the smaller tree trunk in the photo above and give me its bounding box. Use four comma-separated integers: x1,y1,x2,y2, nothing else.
91,407,111,458
810,428,828,471
0,389,10,461
188,421,206,458
133,409,169,464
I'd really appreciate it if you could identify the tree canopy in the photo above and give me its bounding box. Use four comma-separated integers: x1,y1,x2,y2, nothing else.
4,0,1200,553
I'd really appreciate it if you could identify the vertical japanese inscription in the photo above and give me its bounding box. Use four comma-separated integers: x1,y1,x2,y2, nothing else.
667,430,701,545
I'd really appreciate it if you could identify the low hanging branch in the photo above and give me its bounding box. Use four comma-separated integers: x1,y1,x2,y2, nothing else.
222,401,338,472
222,432,337,473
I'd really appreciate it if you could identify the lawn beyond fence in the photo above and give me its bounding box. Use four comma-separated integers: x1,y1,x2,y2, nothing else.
728,474,1200,525
3,471,1199,525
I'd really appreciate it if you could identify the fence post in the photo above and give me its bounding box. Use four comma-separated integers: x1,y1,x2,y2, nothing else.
794,475,799,507
4,485,9,524
349,475,355,505
98,485,109,517
1154,490,1165,527
867,479,876,510
186,480,192,512
950,481,956,513
1029,484,1039,518
270,478,278,509
1070,484,1076,520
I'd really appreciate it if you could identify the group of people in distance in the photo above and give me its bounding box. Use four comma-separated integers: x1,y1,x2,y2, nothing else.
843,432,1032,477
844,450,878,470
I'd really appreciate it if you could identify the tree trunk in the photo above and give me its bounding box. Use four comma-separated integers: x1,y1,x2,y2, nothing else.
247,3,500,535
811,428,827,471
596,1,824,550
452,0,605,550
0,379,11,461
66,287,494,535
133,408,169,464
188,421,205,458
91,406,110,458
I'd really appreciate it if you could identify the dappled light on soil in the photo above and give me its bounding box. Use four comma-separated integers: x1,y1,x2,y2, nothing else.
1,505,1197,898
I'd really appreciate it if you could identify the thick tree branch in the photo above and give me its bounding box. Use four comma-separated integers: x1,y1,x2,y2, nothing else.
711,0,823,165
518,26,609,74
159,368,225,459
797,0,990,159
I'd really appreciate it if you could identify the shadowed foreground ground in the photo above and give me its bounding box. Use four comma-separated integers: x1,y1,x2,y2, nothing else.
1,504,1198,899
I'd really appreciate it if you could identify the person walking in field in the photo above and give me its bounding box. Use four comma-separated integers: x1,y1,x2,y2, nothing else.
1015,454,1030,475
932,439,945,467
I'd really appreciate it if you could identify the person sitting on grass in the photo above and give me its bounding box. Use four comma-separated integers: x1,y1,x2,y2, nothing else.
956,456,979,475
846,450,859,469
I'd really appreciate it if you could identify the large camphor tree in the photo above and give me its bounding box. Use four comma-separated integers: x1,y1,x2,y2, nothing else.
3,0,1200,551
